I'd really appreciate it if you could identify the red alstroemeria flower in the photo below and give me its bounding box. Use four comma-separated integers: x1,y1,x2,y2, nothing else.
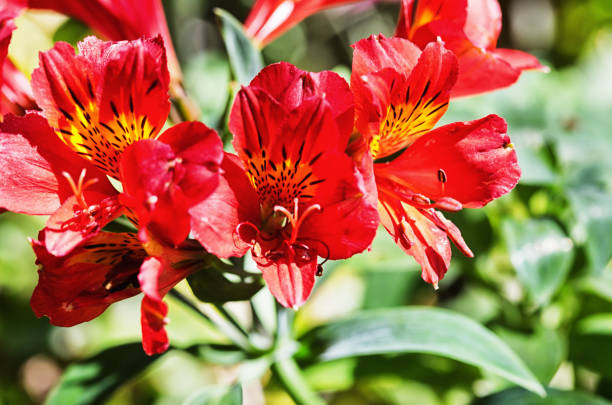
191,62,379,308
7,0,181,84
245,0,365,48
395,0,548,97
0,36,223,354
30,229,206,355
0,5,36,116
351,34,521,285
20,34,222,243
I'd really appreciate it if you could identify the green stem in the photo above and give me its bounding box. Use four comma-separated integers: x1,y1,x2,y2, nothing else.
170,83,200,123
273,305,325,405
169,289,211,323
169,289,252,352
273,356,326,405
213,303,250,338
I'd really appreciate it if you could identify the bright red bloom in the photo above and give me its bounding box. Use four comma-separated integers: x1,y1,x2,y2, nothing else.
30,230,203,355
395,0,547,97
31,36,170,179
119,121,223,247
191,62,379,308
7,0,181,84
0,5,35,116
0,36,223,354
18,34,222,241
0,112,115,215
351,34,520,285
245,0,364,47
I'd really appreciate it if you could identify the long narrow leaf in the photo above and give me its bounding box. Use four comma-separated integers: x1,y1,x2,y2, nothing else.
299,307,545,396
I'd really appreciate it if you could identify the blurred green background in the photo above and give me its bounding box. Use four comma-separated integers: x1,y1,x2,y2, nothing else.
3,0,612,404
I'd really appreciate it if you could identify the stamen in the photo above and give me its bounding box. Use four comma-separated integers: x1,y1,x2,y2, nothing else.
61,169,99,209
273,205,297,230
273,198,322,243
293,203,321,238
315,240,330,277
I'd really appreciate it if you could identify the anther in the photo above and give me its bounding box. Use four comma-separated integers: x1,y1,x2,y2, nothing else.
437,169,447,183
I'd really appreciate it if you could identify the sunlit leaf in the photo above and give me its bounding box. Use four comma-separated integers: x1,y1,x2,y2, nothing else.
214,8,263,85
182,384,242,405
503,219,574,306
568,187,612,274
473,387,611,405
299,307,545,396
45,343,163,405
577,272,612,302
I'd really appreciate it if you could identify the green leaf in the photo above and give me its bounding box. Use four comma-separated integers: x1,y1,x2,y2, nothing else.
503,219,574,306
45,343,162,405
495,327,565,384
578,272,612,302
473,387,611,405
187,266,262,303
183,51,231,128
214,8,263,85
52,18,90,46
299,307,545,396
570,313,612,378
182,384,242,405
512,130,557,185
568,187,612,274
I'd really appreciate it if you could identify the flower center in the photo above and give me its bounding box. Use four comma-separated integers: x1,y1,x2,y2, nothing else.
60,169,123,235
272,198,322,244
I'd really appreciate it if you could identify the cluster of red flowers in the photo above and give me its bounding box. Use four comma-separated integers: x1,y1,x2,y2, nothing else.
0,0,542,354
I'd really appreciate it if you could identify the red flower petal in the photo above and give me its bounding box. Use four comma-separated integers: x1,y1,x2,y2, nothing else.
376,114,521,208
0,9,17,78
190,153,260,258
352,37,457,158
249,62,354,138
30,232,145,326
119,123,221,246
300,151,379,259
15,0,181,82
32,36,170,178
230,85,350,213
138,257,169,355
157,121,224,207
352,34,421,81
0,7,36,116
0,113,115,215
230,69,350,167
396,0,545,97
44,192,123,257
256,244,318,309
395,0,467,39
424,22,521,98
378,194,452,286
244,0,362,47
492,48,549,72
463,0,501,49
